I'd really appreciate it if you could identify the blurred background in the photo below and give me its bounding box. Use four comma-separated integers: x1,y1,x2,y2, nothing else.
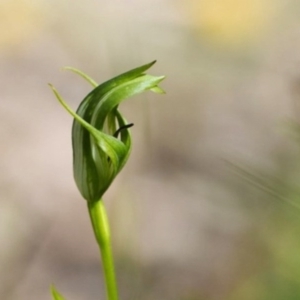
2,0,300,299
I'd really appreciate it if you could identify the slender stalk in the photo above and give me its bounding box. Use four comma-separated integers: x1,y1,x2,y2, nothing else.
88,199,119,300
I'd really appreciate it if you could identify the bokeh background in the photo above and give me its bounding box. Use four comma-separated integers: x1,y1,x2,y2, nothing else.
2,0,300,299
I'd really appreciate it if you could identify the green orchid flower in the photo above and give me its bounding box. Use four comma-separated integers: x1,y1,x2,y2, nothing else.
50,61,165,203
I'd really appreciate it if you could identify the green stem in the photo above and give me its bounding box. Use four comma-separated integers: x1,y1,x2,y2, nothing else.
88,199,119,300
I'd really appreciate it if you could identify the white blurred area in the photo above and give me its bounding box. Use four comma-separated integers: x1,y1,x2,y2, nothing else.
1,0,300,299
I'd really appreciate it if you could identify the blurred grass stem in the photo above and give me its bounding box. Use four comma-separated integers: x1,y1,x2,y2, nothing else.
88,199,119,300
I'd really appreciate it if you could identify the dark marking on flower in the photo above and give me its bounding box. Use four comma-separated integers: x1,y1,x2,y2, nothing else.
107,123,134,163
113,123,134,138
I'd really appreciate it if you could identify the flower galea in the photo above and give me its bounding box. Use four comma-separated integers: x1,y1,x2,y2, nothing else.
50,61,165,202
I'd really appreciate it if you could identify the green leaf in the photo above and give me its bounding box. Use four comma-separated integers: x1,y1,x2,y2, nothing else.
50,285,66,300
50,61,165,202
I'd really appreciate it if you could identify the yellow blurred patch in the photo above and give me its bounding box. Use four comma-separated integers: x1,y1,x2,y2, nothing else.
0,0,43,52
185,0,277,48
